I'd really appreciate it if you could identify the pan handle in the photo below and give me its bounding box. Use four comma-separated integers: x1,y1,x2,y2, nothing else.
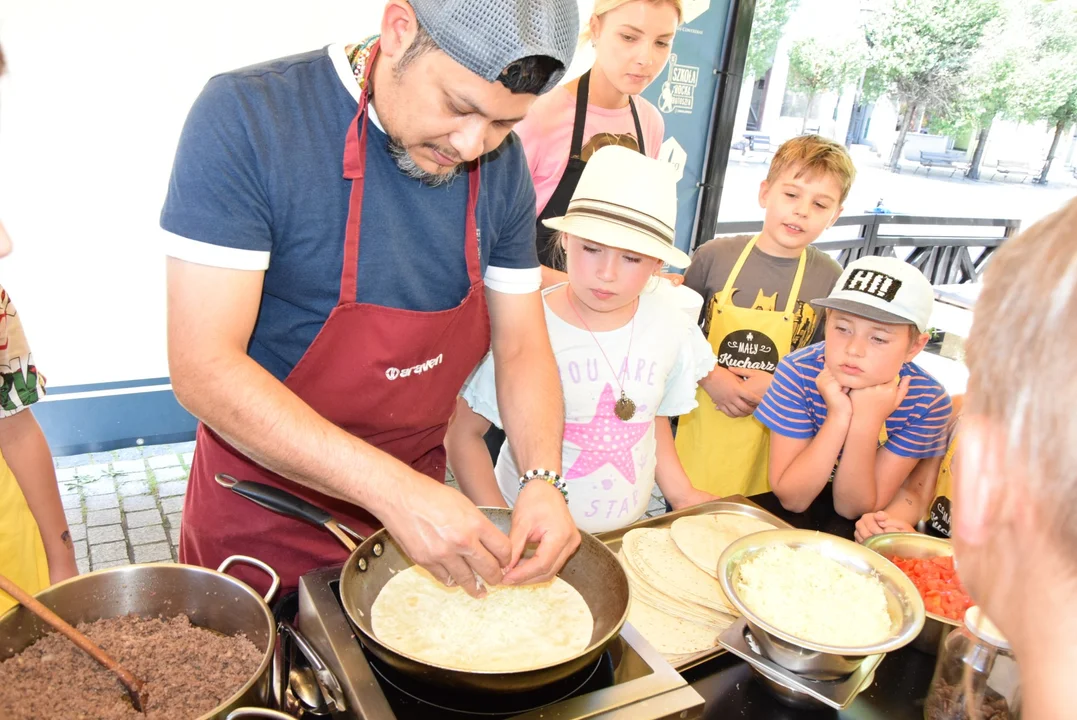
215,473,361,551
217,555,281,604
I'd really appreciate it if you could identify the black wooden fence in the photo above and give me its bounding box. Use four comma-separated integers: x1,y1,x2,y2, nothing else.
707,214,1021,284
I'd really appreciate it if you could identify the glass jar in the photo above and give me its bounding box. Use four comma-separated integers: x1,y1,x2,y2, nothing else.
924,606,1021,720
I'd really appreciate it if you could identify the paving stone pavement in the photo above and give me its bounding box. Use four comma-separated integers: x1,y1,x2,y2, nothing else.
54,441,194,574
58,440,670,576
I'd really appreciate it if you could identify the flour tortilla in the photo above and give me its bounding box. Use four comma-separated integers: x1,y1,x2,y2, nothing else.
626,598,722,655
618,549,732,629
670,513,779,579
371,566,594,672
622,528,734,613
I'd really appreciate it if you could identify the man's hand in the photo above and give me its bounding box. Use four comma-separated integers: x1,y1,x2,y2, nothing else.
702,366,761,418
849,375,911,426
855,510,916,543
380,476,512,597
734,367,774,401
502,479,580,586
816,368,853,418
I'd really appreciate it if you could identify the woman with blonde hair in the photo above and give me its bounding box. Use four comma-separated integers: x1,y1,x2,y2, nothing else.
515,0,682,288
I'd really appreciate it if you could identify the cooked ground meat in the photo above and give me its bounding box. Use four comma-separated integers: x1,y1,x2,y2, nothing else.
0,614,263,720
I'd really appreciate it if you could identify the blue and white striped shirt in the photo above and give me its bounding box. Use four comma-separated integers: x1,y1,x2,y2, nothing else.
755,343,951,459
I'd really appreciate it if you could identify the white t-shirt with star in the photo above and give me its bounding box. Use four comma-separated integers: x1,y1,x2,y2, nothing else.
460,283,717,533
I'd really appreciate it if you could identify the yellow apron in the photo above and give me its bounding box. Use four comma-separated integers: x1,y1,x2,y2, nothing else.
0,450,51,615
924,431,958,537
676,235,807,496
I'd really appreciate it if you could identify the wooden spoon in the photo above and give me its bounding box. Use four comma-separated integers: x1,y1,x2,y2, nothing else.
0,571,147,712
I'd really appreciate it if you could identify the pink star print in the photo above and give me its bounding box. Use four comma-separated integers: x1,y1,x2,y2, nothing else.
563,384,651,484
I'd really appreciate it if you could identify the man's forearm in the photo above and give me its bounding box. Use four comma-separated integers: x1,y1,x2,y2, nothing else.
832,420,884,518
173,350,427,515
494,343,564,476
773,416,849,512
0,411,74,571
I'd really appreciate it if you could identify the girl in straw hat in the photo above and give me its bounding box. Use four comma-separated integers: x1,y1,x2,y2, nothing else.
446,145,717,533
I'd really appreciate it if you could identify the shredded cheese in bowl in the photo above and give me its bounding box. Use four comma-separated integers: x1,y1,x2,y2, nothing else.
735,545,892,648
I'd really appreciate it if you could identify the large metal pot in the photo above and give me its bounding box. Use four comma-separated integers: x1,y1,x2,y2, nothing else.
220,476,631,694
0,556,280,720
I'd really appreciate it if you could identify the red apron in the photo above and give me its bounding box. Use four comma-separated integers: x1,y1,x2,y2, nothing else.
179,42,491,595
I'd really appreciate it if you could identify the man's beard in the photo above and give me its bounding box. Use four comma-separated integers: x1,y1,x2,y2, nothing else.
387,137,462,188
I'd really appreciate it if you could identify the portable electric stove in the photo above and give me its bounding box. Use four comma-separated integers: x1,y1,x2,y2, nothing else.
296,566,705,719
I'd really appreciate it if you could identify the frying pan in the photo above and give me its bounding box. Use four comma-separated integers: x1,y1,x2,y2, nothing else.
217,475,630,694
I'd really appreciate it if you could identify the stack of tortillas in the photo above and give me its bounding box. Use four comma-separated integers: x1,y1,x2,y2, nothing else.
619,512,778,665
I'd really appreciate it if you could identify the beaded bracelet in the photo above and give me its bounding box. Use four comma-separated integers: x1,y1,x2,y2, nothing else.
518,468,569,504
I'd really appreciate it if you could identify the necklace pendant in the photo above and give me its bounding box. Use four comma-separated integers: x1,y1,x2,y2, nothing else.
614,393,637,422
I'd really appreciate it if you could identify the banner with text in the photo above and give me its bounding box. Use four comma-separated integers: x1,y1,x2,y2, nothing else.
641,0,731,255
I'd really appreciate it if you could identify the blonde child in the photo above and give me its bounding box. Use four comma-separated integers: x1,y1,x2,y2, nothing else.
754,256,952,519
446,146,716,533
951,197,1077,718
676,135,853,498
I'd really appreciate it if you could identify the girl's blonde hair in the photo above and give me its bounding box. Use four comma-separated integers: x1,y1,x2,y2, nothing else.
579,0,684,45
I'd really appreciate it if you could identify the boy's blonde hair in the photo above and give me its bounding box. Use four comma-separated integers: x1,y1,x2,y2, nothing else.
580,0,684,44
766,135,857,205
965,196,1077,558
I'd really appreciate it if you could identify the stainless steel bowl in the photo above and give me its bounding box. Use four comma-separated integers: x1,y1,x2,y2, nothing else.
718,529,926,680
0,556,279,720
862,532,962,655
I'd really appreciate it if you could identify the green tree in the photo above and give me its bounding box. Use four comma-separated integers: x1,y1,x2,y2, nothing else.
1014,0,1077,184
744,0,800,81
866,0,1001,171
786,35,868,133
951,5,1024,180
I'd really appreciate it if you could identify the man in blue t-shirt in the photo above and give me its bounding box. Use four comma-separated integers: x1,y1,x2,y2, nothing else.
162,0,581,596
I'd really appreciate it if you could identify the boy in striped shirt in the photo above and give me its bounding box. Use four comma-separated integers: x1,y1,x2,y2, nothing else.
754,256,951,519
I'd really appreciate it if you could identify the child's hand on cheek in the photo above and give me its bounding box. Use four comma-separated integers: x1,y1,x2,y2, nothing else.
816,367,852,418
849,375,911,425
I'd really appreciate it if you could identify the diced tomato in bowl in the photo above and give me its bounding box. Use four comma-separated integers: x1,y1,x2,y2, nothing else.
886,555,972,622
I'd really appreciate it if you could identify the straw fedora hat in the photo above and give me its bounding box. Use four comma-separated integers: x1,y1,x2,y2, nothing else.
541,145,691,268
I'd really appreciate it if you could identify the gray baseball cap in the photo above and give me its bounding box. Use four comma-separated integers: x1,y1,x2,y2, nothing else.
410,0,578,94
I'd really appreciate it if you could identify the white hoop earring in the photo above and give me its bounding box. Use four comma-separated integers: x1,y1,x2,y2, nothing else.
645,275,661,293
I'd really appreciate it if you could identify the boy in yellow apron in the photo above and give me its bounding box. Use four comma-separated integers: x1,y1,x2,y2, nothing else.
677,135,855,497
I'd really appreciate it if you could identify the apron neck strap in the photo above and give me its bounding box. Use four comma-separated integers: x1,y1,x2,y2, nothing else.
569,71,590,160
785,247,807,315
717,234,807,315
570,70,647,157
628,96,645,156
463,162,482,285
716,234,759,305
343,41,379,181
339,40,483,304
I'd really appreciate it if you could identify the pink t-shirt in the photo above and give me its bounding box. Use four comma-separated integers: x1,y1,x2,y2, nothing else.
514,85,665,215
